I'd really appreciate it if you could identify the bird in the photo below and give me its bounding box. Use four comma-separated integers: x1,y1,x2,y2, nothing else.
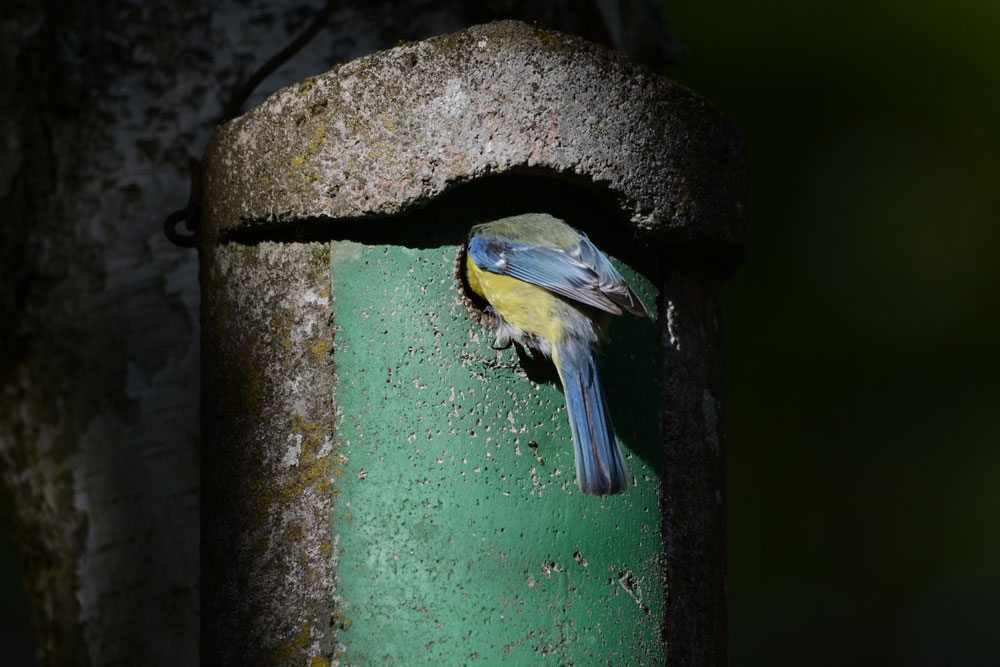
463,213,648,495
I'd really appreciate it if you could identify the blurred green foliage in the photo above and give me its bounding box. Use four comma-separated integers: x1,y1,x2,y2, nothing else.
662,0,1000,664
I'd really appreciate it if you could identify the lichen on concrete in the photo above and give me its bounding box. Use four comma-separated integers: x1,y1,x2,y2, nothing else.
201,241,335,665
201,20,746,252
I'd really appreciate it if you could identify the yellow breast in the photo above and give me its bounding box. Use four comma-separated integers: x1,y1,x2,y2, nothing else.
465,253,567,343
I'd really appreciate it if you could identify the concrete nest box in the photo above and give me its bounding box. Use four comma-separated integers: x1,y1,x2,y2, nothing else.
200,19,746,667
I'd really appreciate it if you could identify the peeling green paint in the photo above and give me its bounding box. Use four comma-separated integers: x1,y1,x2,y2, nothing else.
329,240,664,664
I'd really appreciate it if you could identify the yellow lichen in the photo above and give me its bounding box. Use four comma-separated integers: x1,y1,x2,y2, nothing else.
308,123,327,151
281,522,306,543
272,641,295,662
311,339,331,360
284,416,333,499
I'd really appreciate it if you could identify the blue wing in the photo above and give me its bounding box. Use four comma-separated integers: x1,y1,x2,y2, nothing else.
468,230,646,316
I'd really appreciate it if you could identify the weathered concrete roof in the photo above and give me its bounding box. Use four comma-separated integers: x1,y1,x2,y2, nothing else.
201,20,746,249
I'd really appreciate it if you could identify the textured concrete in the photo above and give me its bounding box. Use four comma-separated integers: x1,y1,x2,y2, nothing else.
201,242,336,665
202,20,746,252
657,258,731,665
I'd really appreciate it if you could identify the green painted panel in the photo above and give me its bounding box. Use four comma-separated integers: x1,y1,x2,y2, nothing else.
330,239,662,665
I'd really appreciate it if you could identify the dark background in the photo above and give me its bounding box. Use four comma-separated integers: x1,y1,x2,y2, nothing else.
663,1,999,665
2,1,997,664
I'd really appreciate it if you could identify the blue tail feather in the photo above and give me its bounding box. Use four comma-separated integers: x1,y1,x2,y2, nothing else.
555,339,630,495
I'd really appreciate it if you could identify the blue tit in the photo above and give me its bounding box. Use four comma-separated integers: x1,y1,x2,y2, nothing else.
464,213,647,495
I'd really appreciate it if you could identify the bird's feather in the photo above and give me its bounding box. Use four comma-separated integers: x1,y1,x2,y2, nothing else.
554,338,630,495
468,214,647,317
